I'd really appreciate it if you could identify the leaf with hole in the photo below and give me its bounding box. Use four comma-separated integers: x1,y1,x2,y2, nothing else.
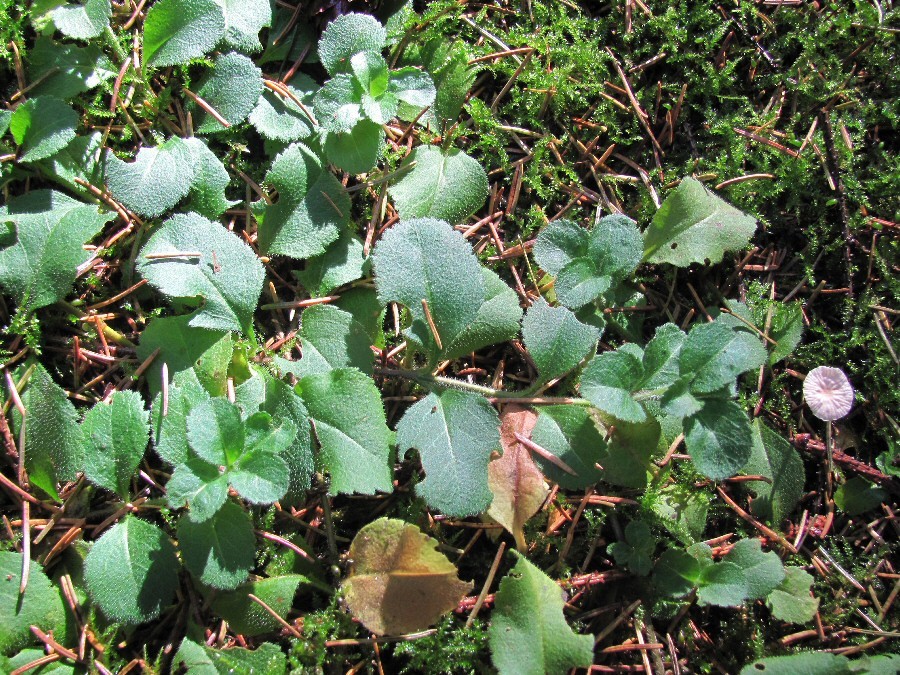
343,518,472,635
489,552,594,675
137,212,265,333
397,389,500,517
84,516,180,624
642,177,757,267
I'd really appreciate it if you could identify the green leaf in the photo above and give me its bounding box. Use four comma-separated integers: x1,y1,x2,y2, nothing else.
193,52,263,133
684,399,753,480
137,212,265,333
323,120,384,174
143,0,226,68
724,539,784,599
295,229,367,296
39,131,104,190
248,76,316,142
680,320,767,394
0,189,114,312
5,649,76,674
654,548,704,598
0,552,68,656
388,146,489,223
167,458,229,521
228,419,293,503
371,217,484,364
84,516,180,624
51,0,110,39
256,371,314,499
554,259,610,309
151,369,212,466
834,477,888,515
10,96,77,162
178,500,255,590
642,176,758,266
648,481,710,545
16,363,84,500
598,417,660,489
175,637,288,674
314,75,364,133
416,39,475,129
188,398,245,466
138,315,233,398
529,405,605,489
184,137,234,218
523,299,599,384
389,66,436,119
640,323,686,390
579,349,647,423
739,653,851,675
82,390,150,499
28,37,116,100
696,561,747,606
299,368,393,495
489,552,594,675
744,419,804,524
255,142,350,259
533,219,587,276
318,12,386,76
441,267,523,361
850,655,900,675
608,521,655,576
297,304,374,376
105,137,195,218
396,389,499,518
343,518,473,635
766,567,818,624
217,0,271,52
210,575,306,636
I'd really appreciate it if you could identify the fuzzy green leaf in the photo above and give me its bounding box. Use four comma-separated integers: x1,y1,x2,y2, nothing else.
184,137,234,218
151,369,212,466
188,398,245,466
523,299,599,384
105,137,195,218
82,390,150,499
210,575,306,636
766,567,819,624
529,405,605,489
489,552,594,675
297,304,374,376
217,0,271,52
175,637,288,674
167,458,229,522
834,477,888,515
178,500,255,590
643,177,758,266
696,561,747,607
318,12,386,76
16,363,84,500
533,219,587,277
84,516,180,624
0,552,68,656
654,548,704,598
143,0,226,68
0,189,114,312
641,323,686,389
343,518,473,635
597,417,660,489
249,76,316,142
396,389,499,517
739,653,851,675
744,419,804,524
680,320,767,394
299,368,393,495
51,0,110,39
323,120,384,174
388,146,488,223
389,66,436,119
28,37,115,99
254,142,350,259
417,39,475,129
227,418,293,503
724,539,784,599
684,399,753,480
608,521,655,576
193,52,263,133
579,349,647,423
314,75,364,133
138,212,265,333
295,229,367,296
10,96,77,162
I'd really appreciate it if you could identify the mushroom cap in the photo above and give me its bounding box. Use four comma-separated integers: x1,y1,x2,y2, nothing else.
803,366,854,421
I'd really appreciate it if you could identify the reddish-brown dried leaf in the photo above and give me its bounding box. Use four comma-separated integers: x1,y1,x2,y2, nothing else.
487,405,549,549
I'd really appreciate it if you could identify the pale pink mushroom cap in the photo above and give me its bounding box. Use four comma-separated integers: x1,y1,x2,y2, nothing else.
803,366,854,421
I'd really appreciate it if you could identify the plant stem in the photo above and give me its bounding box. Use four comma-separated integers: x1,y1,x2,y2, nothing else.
104,25,128,63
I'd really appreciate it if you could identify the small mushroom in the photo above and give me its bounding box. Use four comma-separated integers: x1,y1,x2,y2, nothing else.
803,366,853,422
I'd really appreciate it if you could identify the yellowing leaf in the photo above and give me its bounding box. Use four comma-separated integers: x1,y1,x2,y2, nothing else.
342,518,472,635
487,405,549,550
